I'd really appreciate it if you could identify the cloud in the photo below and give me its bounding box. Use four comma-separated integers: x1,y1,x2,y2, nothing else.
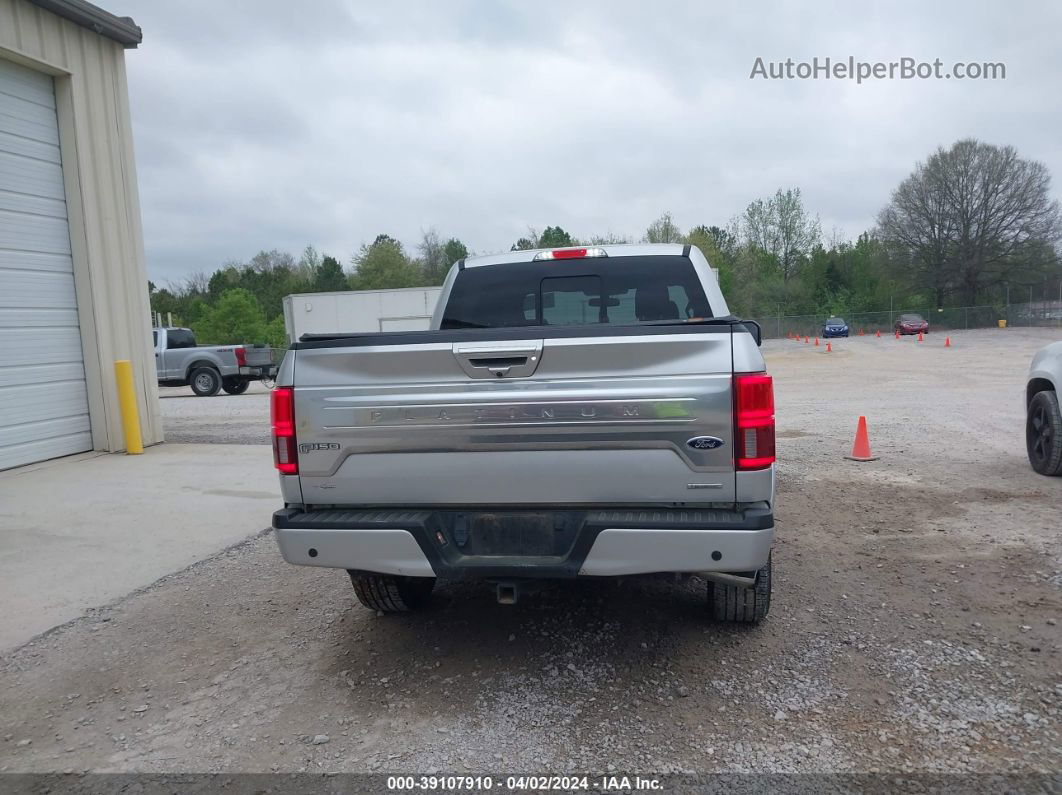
120,0,1062,283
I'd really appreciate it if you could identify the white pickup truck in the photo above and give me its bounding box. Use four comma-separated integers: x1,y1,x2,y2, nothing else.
270,244,776,622
153,327,277,397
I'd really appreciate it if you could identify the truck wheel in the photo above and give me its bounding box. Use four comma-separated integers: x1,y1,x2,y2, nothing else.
222,379,250,395
708,554,771,624
1027,390,1062,476
189,367,222,397
348,572,435,613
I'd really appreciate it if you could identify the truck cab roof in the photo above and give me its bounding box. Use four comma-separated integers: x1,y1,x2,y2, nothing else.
461,243,689,269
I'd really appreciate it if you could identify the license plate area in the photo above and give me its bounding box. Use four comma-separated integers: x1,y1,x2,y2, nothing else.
447,512,577,557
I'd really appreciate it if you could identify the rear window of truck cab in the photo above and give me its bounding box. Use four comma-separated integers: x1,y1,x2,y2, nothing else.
440,255,712,329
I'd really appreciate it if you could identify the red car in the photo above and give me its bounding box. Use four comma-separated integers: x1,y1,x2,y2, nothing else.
894,313,929,335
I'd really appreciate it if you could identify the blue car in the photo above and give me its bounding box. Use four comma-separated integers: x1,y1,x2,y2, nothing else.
822,316,849,338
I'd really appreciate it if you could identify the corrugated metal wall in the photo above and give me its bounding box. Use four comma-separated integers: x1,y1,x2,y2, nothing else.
0,0,162,453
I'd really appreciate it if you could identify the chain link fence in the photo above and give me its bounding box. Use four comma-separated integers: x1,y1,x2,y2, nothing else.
749,302,1062,340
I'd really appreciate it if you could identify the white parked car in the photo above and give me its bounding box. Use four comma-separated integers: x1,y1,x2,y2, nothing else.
1026,341,1062,475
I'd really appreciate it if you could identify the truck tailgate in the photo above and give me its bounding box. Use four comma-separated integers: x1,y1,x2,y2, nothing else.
243,346,273,367
291,327,737,506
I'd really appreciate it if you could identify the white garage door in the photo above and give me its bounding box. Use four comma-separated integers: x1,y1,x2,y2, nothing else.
0,58,91,470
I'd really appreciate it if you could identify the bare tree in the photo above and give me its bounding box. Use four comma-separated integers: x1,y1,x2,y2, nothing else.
418,227,446,283
878,154,956,306
582,231,632,245
879,139,1061,305
181,270,210,296
511,227,540,251
297,244,322,280
248,249,296,273
644,212,683,244
740,188,820,281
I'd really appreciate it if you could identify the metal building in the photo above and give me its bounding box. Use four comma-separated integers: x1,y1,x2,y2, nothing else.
0,0,160,470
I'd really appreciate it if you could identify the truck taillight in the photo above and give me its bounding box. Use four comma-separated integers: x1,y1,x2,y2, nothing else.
734,373,775,470
271,387,298,475
235,346,247,367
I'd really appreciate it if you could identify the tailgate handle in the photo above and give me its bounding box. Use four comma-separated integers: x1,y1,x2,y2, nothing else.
468,356,527,369
453,342,543,379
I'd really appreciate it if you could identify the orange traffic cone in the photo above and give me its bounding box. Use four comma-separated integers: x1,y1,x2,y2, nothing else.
826,341,832,352
804,335,810,344
845,416,879,461
814,337,819,347
876,330,881,338
917,331,924,342
895,330,900,339
945,336,951,347
859,328,865,336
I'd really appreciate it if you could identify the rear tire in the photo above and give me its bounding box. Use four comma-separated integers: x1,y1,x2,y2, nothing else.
189,367,222,397
348,572,435,612
708,554,772,623
222,379,250,395
1026,390,1062,476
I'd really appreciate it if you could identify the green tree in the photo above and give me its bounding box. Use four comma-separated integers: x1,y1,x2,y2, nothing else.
350,237,421,289
149,284,184,325
264,315,289,350
539,226,573,248
443,238,469,267
686,225,736,301
207,266,241,298
740,188,821,283
192,288,268,344
312,255,348,292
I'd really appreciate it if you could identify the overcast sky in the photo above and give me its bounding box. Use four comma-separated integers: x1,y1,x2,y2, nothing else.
120,0,1062,285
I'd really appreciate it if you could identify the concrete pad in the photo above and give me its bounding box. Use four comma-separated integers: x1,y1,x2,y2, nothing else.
0,443,278,651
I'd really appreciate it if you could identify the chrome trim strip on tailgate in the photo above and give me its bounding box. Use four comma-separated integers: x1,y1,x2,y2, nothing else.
323,397,698,429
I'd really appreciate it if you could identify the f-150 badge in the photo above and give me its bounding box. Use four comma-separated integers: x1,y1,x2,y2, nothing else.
686,436,724,450
299,442,341,453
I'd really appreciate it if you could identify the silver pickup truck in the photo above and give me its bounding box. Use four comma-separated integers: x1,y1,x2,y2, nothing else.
1026,339,1062,476
154,327,277,397
271,244,776,622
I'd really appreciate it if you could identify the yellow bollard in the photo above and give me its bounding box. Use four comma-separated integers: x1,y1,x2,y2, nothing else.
114,360,143,454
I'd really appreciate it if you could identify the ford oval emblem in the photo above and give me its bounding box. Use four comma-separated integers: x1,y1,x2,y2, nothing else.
687,436,724,450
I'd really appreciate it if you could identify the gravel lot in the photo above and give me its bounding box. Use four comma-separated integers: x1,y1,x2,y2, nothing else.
160,382,271,445
2,328,1060,776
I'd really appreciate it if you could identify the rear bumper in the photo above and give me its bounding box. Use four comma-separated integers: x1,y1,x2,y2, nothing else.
273,505,774,579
